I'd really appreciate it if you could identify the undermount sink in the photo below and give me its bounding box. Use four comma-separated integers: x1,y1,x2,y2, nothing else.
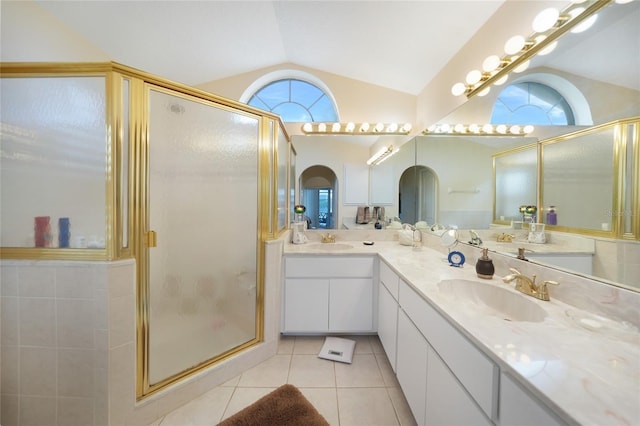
437,279,548,323
306,243,354,251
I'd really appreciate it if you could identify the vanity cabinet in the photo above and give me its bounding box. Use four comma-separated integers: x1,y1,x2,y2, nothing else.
379,271,498,426
396,309,429,425
499,372,567,426
377,260,400,371
426,345,492,426
282,256,375,333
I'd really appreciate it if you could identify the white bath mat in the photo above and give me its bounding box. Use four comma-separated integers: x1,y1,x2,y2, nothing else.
317,336,356,364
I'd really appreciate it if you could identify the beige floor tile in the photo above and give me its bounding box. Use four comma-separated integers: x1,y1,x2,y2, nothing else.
335,354,386,387
351,335,374,354
160,386,234,426
293,335,326,354
337,387,400,426
387,386,417,426
220,387,275,421
370,335,385,354
236,354,291,387
288,354,336,387
299,387,340,425
277,335,295,354
375,352,400,387
219,375,240,387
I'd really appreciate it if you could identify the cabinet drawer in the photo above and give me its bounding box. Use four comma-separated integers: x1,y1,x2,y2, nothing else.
379,260,399,300
399,280,498,421
285,256,373,278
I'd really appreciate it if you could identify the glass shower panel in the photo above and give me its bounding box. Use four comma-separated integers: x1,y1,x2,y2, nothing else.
0,76,107,248
147,89,259,385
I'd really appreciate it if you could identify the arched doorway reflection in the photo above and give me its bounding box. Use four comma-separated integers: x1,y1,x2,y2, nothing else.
300,165,338,229
399,166,438,225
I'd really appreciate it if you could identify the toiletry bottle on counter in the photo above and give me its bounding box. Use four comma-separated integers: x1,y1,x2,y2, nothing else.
475,248,494,279
546,206,557,225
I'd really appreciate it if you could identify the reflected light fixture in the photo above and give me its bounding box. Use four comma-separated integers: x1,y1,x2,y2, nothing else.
301,122,413,135
422,123,534,136
367,145,397,166
451,0,614,99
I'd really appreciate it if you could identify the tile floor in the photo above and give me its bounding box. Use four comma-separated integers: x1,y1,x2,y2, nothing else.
147,335,417,426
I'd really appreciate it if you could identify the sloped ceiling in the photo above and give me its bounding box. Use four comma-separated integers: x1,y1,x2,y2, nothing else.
33,0,505,95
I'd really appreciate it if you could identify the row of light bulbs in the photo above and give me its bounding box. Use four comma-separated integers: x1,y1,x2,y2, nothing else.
452,0,629,99
301,122,412,135
423,123,535,136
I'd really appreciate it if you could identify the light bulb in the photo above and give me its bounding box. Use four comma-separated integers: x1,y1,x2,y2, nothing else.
454,124,466,133
427,124,437,132
523,125,534,134
571,13,598,33
509,125,521,134
360,123,370,132
493,74,509,86
451,82,467,96
374,122,385,132
532,8,559,33
482,124,494,133
332,123,341,132
466,70,482,85
483,55,502,72
318,123,326,132
513,60,530,73
477,87,491,97
469,124,480,133
504,35,526,55
345,122,355,132
535,36,558,55
440,123,451,133
387,123,399,132
401,123,412,133
496,124,507,134
302,123,313,132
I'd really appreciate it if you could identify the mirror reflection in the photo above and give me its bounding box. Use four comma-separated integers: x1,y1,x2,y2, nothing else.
372,1,639,291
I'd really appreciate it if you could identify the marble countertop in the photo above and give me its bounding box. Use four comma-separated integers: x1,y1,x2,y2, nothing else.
283,240,640,426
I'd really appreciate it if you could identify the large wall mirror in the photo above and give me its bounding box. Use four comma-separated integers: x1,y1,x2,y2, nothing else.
369,1,639,292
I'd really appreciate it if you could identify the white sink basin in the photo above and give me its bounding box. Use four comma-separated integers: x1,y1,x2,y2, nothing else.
306,243,354,251
437,279,547,323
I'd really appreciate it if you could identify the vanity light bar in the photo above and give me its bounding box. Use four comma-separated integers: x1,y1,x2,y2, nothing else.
451,0,613,99
301,122,412,135
422,124,534,136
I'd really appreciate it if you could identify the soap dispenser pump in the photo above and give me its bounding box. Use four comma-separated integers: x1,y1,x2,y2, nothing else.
476,248,495,279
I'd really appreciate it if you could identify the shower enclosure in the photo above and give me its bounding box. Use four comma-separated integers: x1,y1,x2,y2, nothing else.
144,88,262,389
1,63,290,409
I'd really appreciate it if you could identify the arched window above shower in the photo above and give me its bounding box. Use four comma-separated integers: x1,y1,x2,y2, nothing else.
240,70,339,122
490,73,593,126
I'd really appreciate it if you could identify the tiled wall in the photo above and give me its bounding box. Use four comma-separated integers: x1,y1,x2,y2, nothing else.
1,239,282,426
0,260,122,426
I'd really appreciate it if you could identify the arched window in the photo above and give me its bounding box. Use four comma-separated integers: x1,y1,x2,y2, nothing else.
491,82,576,125
246,78,338,123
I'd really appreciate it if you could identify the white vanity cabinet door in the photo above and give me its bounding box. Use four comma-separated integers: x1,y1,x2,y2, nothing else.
396,310,428,426
499,373,567,426
426,346,493,426
377,281,398,371
329,278,374,332
283,278,329,332
379,260,399,300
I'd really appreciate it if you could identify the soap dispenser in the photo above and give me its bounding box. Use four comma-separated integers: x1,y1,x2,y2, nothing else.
475,248,495,279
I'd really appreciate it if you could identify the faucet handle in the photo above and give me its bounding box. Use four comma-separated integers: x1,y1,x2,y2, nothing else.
537,280,560,301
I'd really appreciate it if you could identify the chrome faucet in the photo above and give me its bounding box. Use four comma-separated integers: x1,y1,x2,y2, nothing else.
502,268,559,301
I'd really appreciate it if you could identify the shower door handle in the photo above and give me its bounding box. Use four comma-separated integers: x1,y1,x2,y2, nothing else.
145,230,157,247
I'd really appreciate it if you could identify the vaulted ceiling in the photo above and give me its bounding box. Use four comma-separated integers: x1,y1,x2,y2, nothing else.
33,0,507,95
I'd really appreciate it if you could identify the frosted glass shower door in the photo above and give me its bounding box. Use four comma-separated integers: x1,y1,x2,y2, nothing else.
147,89,259,385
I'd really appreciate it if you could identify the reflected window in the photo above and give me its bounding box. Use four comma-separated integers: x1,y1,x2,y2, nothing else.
491,82,575,125
248,79,338,122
